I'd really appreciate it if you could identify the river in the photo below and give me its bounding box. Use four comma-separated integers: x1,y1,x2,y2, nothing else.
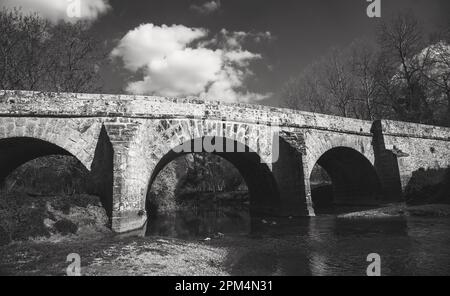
2,201,450,275
146,207,450,275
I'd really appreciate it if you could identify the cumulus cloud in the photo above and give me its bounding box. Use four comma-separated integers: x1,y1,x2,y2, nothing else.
111,24,207,72
1,0,111,23
111,23,270,103
190,0,221,15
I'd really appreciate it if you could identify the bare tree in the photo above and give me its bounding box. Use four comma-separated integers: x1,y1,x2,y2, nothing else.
0,8,109,199
418,32,450,126
280,12,450,126
348,39,381,120
281,42,381,120
281,60,332,114
322,48,357,118
377,13,433,123
0,8,107,93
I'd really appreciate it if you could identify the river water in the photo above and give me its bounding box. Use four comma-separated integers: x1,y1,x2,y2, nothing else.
147,207,450,275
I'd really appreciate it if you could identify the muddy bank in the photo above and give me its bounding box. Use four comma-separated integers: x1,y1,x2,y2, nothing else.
0,235,229,276
1,233,296,276
0,229,320,276
0,192,111,246
405,168,450,205
339,203,450,219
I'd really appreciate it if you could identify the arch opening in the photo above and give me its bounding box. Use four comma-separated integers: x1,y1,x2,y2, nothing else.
310,147,382,214
0,137,71,183
145,137,280,238
0,137,111,244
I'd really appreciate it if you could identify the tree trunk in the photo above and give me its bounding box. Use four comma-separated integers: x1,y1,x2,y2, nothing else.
446,89,450,126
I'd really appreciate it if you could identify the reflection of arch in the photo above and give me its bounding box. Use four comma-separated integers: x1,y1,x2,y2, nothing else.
146,136,280,216
310,147,382,207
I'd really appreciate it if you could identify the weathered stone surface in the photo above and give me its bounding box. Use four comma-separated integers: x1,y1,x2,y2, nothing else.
0,90,449,233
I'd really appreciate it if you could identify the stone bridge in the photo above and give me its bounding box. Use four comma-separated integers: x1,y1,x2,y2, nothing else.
1,90,449,233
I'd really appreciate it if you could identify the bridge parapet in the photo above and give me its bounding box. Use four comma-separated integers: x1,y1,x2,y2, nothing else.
0,90,373,135
374,119,450,141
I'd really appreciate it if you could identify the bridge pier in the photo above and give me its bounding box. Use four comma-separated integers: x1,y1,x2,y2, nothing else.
103,120,148,233
371,121,403,201
272,133,314,216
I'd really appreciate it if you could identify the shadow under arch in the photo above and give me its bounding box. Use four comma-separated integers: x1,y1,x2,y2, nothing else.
310,146,382,211
146,136,281,219
0,132,114,220
0,137,73,183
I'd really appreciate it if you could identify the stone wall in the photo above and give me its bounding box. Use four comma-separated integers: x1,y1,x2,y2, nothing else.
376,120,450,191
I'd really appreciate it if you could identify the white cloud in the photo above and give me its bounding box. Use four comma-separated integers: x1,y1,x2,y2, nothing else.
111,24,207,71
203,65,269,103
224,50,261,67
190,0,221,15
126,47,223,97
111,23,270,103
1,0,111,23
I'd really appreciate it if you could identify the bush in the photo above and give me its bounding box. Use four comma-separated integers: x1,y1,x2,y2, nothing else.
54,219,78,235
71,194,103,208
405,168,450,205
147,162,178,213
14,207,50,240
4,155,91,195
430,169,450,204
0,191,50,240
51,194,101,214
0,191,105,243
0,225,11,246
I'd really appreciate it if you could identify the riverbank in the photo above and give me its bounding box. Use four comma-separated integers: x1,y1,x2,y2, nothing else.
0,235,230,275
2,214,450,276
0,230,315,276
0,192,111,246
338,203,450,218
2,202,450,275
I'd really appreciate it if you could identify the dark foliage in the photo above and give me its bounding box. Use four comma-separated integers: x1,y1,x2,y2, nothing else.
405,168,450,205
54,219,78,235
0,8,107,93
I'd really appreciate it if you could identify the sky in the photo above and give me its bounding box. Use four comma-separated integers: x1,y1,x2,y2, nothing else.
1,0,449,106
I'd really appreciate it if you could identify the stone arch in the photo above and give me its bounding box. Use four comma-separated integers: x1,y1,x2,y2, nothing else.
0,117,103,170
0,118,114,219
310,146,382,207
304,132,375,174
0,137,86,183
120,119,277,212
146,136,281,217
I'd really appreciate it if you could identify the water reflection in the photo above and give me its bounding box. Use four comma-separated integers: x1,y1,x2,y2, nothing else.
146,205,450,275
146,206,250,239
